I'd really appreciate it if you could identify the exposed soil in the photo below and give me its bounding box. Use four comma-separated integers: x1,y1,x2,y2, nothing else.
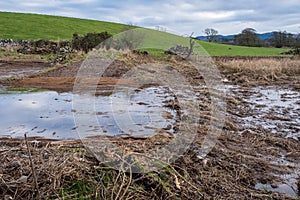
0,60,51,80
0,52,152,92
0,54,299,199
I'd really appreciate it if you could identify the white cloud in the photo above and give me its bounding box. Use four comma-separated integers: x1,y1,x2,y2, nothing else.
15,0,63,8
0,0,300,35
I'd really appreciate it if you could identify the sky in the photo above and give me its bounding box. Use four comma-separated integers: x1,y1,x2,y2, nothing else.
1,0,300,36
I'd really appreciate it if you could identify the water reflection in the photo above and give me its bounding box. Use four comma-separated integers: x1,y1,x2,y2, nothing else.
0,87,177,140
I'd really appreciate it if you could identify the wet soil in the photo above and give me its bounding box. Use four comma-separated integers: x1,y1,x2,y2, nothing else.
0,54,299,199
0,60,51,79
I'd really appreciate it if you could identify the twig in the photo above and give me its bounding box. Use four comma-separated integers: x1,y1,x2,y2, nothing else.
24,133,41,199
113,153,129,200
0,148,22,153
120,159,133,200
129,152,204,197
111,169,121,200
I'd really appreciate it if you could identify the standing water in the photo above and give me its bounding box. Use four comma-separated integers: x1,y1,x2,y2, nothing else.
0,86,177,140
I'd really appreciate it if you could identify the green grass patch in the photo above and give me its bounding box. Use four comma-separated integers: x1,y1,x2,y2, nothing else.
59,180,95,200
141,48,165,57
0,87,46,94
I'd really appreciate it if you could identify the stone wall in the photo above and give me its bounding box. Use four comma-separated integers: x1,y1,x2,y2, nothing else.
0,39,72,55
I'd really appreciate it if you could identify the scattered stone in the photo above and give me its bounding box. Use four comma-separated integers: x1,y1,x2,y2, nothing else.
164,45,190,55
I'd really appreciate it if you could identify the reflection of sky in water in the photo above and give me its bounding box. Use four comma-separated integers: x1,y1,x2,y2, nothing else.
0,87,176,140
240,87,300,139
74,86,176,138
255,169,300,197
106,87,175,136
0,91,77,140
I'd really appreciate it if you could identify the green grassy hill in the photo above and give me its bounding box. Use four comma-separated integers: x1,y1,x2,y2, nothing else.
0,11,290,56
0,12,129,40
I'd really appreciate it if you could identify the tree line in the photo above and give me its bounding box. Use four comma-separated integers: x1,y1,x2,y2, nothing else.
203,28,300,49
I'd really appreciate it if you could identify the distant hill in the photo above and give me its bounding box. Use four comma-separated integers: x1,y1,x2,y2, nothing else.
196,32,279,42
257,32,274,40
196,34,235,41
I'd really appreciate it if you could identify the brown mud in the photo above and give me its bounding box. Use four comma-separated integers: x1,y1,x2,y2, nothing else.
0,60,51,80
0,54,299,199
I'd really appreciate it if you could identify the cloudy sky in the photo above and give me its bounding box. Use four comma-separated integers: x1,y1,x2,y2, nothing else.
1,0,300,36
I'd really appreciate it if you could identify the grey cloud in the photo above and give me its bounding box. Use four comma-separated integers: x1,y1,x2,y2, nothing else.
0,0,299,35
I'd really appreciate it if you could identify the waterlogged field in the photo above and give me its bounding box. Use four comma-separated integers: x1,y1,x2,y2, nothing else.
0,54,299,199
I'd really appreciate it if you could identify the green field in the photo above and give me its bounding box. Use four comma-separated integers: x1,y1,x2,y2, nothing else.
0,11,290,56
198,41,288,56
0,11,129,40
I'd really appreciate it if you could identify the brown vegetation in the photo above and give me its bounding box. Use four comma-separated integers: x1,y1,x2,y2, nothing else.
0,53,299,199
216,57,300,88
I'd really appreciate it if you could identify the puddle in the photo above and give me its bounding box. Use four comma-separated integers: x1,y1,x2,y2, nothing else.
0,90,77,140
0,86,178,140
255,181,297,197
230,86,300,140
74,86,178,139
255,169,299,197
255,153,300,196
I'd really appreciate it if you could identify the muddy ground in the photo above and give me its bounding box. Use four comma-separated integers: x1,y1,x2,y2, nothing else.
0,53,299,199
0,60,51,80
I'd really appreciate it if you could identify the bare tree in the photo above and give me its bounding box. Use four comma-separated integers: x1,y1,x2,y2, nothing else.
204,28,219,42
185,32,195,60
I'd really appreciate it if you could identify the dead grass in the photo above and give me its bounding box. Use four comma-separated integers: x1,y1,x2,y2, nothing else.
0,140,200,199
0,130,299,200
218,58,300,81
